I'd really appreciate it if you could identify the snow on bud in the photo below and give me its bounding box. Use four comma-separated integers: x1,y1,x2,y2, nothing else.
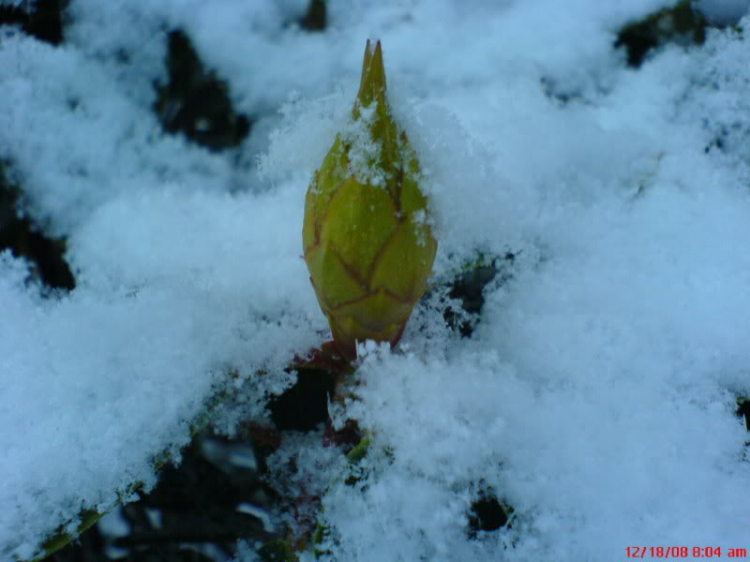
303,40,438,359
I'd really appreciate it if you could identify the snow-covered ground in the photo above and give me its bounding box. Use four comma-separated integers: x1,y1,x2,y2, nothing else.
1,1,750,560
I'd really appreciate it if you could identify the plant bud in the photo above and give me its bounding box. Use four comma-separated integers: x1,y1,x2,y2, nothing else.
303,40,437,358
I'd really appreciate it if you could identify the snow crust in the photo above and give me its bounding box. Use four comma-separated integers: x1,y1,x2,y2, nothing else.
1,0,750,559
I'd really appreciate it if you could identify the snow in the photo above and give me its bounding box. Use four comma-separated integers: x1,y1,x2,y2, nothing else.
698,0,750,24
1,0,750,560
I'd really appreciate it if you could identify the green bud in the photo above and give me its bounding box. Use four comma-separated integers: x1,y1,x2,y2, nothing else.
303,40,438,358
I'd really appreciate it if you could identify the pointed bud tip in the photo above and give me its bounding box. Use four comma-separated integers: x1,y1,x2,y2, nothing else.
357,38,387,107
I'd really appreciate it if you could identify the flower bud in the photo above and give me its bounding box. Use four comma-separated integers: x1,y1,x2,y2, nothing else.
303,40,437,358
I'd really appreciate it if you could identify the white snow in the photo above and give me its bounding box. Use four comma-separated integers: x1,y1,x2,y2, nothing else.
1,0,750,560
